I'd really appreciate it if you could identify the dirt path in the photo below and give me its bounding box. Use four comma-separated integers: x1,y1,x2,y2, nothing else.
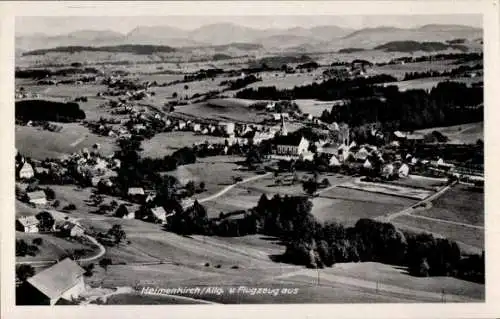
77,234,106,263
183,172,271,209
70,135,87,147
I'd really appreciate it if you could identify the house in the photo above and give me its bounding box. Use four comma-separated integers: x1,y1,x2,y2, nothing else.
19,162,34,179
272,135,310,157
363,159,373,169
382,164,395,179
178,121,187,130
151,206,167,224
16,216,39,233
26,190,47,206
355,147,370,161
58,221,85,238
192,123,201,132
329,155,341,167
20,258,86,305
398,163,410,177
128,187,145,197
219,122,235,135
145,191,157,203
34,167,49,175
132,124,146,133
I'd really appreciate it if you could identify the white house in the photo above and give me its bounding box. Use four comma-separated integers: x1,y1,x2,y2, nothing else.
363,159,373,169
355,147,370,161
398,163,410,177
382,164,395,178
19,162,34,179
151,206,167,224
329,155,341,167
16,216,39,233
127,187,145,197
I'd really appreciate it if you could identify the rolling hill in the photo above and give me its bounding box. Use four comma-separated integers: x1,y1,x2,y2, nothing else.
16,23,482,54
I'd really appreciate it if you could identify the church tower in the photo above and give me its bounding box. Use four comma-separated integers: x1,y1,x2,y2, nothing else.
279,114,288,136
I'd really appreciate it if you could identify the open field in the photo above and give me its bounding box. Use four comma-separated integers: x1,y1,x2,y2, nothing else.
392,215,484,250
384,175,446,190
97,293,204,305
380,78,448,91
140,131,227,158
294,99,339,117
339,180,433,200
16,231,97,262
245,70,322,90
163,156,255,193
172,101,267,124
373,60,457,79
16,123,117,159
312,187,415,225
413,184,484,227
414,122,483,145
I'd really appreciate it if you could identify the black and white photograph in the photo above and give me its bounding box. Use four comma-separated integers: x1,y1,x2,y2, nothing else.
3,1,497,314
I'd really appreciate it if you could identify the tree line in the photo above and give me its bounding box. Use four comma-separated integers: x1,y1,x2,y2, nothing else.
235,74,398,101
16,100,86,123
320,81,483,131
164,193,484,284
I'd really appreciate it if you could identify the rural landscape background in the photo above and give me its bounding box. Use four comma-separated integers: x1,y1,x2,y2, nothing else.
14,15,484,305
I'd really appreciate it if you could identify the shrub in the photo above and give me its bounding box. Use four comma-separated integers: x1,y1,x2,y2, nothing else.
32,238,43,246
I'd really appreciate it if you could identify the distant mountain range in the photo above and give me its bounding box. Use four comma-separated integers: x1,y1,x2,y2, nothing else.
16,23,482,53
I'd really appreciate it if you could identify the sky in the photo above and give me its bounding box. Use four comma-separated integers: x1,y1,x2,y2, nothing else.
16,15,482,36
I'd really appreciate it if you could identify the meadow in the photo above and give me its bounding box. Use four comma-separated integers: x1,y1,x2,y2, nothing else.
414,122,483,145
15,123,117,160
140,131,227,158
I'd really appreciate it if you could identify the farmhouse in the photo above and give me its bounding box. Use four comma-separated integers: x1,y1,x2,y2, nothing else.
329,155,341,167
398,163,410,177
20,258,86,305
151,206,167,224
128,187,145,197
58,221,85,238
16,216,39,233
19,162,34,179
355,147,370,161
219,122,235,135
272,135,310,157
26,190,47,206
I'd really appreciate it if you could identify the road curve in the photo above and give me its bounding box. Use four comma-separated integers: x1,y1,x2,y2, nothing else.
183,172,271,209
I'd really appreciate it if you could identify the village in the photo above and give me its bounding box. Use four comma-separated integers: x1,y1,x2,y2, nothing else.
13,15,485,305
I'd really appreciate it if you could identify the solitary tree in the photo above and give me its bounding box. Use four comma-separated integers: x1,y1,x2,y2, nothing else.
99,258,112,272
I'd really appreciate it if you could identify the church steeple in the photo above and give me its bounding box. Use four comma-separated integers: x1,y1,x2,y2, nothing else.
279,114,288,136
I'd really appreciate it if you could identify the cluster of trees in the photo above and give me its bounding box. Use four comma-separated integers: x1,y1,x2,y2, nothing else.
374,40,467,53
16,239,40,257
183,68,224,82
23,45,176,56
15,67,100,79
380,52,482,66
220,75,262,90
163,192,484,283
402,64,482,81
16,100,86,123
235,74,398,101
320,82,483,131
